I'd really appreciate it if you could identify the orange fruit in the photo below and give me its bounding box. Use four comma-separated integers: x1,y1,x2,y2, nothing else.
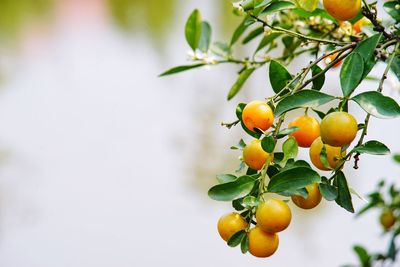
242,101,274,132
323,0,361,21
256,199,292,233
291,183,322,209
309,137,344,171
243,139,272,170
248,226,279,258
288,115,320,148
320,111,358,147
217,212,248,241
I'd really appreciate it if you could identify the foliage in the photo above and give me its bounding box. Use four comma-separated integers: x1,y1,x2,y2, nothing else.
161,0,400,260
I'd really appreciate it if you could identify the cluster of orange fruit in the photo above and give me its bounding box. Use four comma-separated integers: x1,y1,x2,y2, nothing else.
218,100,359,257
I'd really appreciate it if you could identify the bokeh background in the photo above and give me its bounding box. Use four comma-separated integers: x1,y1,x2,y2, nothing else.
0,0,398,266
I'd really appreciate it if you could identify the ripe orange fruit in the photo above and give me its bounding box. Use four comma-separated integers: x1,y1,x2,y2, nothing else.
288,115,320,148
217,212,248,241
291,183,322,209
309,137,344,171
248,226,279,258
320,111,358,147
256,199,291,233
323,0,361,21
242,100,274,132
324,52,342,68
243,139,272,170
380,209,396,230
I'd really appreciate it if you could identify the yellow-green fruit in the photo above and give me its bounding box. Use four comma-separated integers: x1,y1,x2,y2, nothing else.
380,210,396,230
217,212,248,241
248,227,279,258
256,199,292,233
320,112,358,147
291,183,322,209
309,137,344,171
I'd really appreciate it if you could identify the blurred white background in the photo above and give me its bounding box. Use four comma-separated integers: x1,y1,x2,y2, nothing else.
0,0,398,266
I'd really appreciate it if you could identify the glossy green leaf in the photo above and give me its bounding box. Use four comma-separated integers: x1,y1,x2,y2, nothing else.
353,245,371,266
311,65,325,91
274,90,336,117
320,145,332,170
242,26,264,44
228,68,255,100
352,33,382,79
279,137,298,167
269,60,293,93
227,230,246,247
199,21,212,52
391,55,400,81
159,64,206,77
352,91,400,119
254,33,281,54
185,9,202,51
261,136,276,153
216,174,237,184
230,16,250,47
340,52,364,97
384,1,400,21
319,183,338,201
241,234,249,254
242,196,260,208
292,8,335,21
352,140,390,155
267,167,320,193
276,126,299,139
335,171,354,213
208,175,256,201
262,1,296,14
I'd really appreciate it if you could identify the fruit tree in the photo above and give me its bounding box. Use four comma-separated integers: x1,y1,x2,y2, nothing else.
161,0,400,262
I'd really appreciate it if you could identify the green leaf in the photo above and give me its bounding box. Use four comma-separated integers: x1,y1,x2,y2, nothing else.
159,64,206,77
394,154,400,163
185,9,202,51
199,21,212,52
227,230,246,247
353,245,371,267
269,60,293,93
335,171,354,213
262,1,296,15
254,33,281,54
274,90,336,117
352,140,390,155
351,91,400,119
230,16,250,47
216,174,237,184
391,55,400,81
242,26,264,44
352,33,383,79
340,52,364,97
319,183,338,201
242,196,260,208
211,42,232,57
228,68,255,100
294,0,319,12
261,136,276,153
311,65,325,91
279,137,299,167
241,234,249,254
384,1,400,21
276,126,299,139
319,145,332,170
268,167,320,193
208,175,257,201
